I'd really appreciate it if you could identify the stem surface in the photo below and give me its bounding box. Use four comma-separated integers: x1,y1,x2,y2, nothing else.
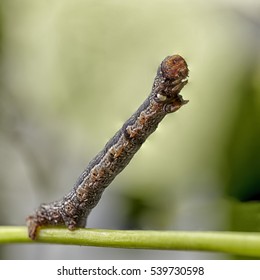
1,226,260,257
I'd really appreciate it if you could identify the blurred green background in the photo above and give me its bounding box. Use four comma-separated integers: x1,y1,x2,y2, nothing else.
0,0,259,259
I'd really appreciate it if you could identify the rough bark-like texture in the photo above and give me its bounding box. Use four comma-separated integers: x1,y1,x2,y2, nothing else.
27,54,189,239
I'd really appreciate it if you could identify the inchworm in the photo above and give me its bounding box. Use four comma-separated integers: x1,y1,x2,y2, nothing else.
27,54,189,239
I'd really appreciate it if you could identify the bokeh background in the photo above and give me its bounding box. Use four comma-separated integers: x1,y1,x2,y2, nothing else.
0,0,259,259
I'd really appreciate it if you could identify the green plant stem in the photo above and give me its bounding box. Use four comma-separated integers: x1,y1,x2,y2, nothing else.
1,226,260,257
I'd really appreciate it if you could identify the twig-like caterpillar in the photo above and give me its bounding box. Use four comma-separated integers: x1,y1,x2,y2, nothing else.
27,54,189,239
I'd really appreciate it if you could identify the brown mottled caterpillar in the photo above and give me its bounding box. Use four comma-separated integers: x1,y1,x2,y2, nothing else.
27,54,189,239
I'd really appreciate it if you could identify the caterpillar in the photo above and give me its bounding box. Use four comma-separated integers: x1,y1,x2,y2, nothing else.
27,54,189,239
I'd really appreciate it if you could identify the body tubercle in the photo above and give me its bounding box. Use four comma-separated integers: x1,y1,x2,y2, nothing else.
26,54,189,239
